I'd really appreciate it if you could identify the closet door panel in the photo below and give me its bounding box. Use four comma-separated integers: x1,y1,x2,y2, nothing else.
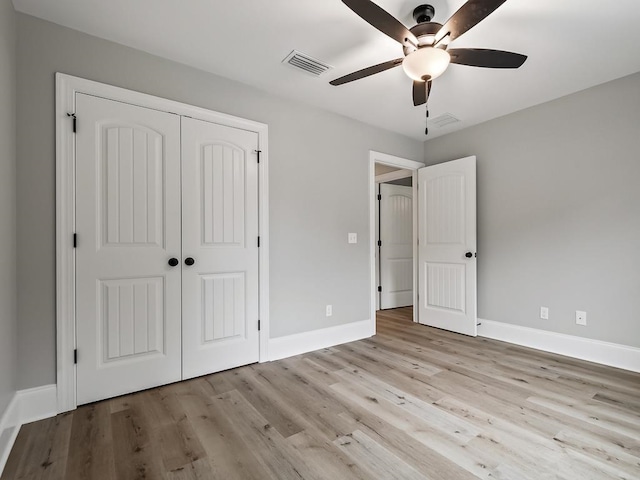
75,93,182,405
181,117,260,379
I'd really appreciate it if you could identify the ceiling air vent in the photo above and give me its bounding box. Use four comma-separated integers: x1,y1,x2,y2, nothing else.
429,113,460,128
282,50,333,77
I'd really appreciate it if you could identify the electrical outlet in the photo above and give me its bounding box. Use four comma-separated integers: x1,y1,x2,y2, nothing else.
326,305,332,317
540,306,549,320
348,233,357,244
576,310,587,325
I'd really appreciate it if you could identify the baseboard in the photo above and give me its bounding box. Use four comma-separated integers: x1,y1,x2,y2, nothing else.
478,319,640,373
268,319,373,362
0,393,20,476
17,385,58,425
0,384,57,475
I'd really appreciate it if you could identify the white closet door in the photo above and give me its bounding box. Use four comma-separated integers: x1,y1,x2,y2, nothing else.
380,183,413,309
75,93,182,405
181,117,260,379
417,156,477,336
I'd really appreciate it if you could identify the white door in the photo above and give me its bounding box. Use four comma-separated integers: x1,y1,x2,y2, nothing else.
75,94,182,405
417,156,477,336
375,185,380,310
379,183,413,309
181,117,260,379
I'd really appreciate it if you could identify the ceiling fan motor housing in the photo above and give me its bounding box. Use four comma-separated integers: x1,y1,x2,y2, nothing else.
405,21,443,54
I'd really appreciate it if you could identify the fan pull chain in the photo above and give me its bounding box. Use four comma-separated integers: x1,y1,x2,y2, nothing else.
425,103,429,136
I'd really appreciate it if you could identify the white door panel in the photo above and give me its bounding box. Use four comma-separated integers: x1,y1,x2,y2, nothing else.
418,157,477,336
75,93,182,405
181,117,260,379
380,184,413,309
375,186,380,310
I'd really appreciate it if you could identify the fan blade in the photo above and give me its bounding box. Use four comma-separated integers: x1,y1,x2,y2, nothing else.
449,48,527,68
412,80,432,106
342,0,418,47
412,81,425,106
330,58,403,86
435,0,507,44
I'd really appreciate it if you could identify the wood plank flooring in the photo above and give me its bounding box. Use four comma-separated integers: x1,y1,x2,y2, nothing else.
3,307,640,479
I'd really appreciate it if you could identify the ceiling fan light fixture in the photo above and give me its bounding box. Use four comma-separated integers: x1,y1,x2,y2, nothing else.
402,47,451,82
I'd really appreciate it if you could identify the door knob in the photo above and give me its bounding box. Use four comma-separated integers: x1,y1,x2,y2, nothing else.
185,257,195,266
465,252,473,258
168,257,179,267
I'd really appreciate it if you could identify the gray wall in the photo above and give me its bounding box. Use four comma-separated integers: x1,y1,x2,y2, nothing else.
424,72,640,348
0,0,17,415
16,13,423,390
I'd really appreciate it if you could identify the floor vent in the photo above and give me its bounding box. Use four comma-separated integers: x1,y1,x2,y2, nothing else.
282,50,333,77
429,113,460,128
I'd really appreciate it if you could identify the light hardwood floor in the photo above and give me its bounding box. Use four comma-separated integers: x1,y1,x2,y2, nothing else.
3,307,640,479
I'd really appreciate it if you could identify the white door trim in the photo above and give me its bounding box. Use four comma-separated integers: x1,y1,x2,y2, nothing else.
369,151,425,334
375,168,413,184
56,73,270,413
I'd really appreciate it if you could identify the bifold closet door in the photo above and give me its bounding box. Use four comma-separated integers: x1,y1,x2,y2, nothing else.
75,93,182,405
181,117,260,379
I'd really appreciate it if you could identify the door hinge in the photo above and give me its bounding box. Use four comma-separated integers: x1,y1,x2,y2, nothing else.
257,236,260,248
377,240,382,247
377,286,382,292
377,194,381,201
67,113,77,133
73,349,78,364
73,233,77,248
258,320,261,331
254,150,262,163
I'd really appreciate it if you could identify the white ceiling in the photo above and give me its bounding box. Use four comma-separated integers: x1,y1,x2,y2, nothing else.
13,0,640,140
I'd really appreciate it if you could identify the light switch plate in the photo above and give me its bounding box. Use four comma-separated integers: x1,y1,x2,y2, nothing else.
348,233,357,244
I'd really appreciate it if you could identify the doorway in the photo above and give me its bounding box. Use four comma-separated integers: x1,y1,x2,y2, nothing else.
376,169,413,310
369,151,478,338
369,151,424,331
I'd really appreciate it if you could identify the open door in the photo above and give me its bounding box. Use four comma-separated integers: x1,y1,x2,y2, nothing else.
379,183,413,309
417,156,477,336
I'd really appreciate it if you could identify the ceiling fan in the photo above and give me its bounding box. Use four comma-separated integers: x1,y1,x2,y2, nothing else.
330,0,527,134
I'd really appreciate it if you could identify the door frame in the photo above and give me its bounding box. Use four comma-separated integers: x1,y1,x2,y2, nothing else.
56,73,270,413
369,151,425,333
